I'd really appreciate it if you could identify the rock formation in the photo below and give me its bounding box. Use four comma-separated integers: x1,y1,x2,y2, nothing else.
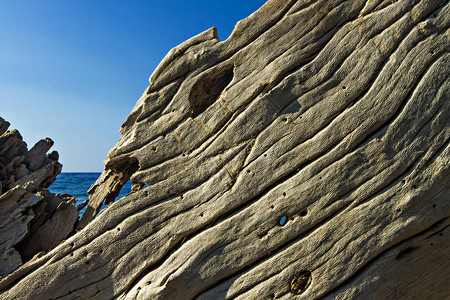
1,0,449,299
0,117,78,277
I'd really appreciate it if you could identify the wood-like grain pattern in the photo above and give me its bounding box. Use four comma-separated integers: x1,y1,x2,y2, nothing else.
1,0,448,299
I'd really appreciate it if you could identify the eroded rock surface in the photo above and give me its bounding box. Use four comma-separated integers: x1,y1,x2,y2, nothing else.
0,117,78,276
1,0,449,299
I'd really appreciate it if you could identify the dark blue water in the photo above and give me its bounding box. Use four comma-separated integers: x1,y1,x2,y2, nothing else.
49,172,132,217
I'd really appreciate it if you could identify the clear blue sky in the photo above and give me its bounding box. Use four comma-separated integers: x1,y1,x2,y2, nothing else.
0,0,266,172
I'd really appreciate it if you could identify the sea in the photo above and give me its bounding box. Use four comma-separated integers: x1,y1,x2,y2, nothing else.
49,172,132,217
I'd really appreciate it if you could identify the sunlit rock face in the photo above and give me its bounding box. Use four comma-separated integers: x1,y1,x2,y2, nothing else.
1,0,449,299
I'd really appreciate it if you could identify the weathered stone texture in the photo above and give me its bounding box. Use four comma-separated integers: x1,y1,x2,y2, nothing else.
0,118,78,277
1,0,449,299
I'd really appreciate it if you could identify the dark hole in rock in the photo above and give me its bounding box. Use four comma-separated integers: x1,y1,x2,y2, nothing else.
299,210,308,217
189,65,234,118
290,270,312,295
396,246,418,260
279,216,288,226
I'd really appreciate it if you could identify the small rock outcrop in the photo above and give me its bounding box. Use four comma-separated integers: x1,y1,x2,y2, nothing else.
0,0,449,299
0,117,78,277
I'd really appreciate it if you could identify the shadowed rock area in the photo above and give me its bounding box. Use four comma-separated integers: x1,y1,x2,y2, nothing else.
1,0,449,299
0,117,79,277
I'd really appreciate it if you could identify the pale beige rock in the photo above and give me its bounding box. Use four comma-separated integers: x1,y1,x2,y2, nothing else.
1,0,449,299
23,138,55,172
17,193,78,259
0,186,41,276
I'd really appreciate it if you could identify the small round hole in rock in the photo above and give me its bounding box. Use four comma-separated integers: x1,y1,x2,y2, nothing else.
299,210,308,217
290,270,312,295
279,216,288,226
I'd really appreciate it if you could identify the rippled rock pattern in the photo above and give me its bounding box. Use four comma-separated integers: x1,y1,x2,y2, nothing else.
1,0,449,299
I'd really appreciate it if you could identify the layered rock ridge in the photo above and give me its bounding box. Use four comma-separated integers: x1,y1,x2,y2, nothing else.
0,117,79,277
1,0,449,299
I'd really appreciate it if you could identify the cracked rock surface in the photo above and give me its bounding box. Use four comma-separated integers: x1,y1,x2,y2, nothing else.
1,0,449,299
0,117,79,277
